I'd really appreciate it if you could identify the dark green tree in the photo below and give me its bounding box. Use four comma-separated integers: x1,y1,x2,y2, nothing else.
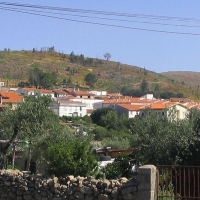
140,78,149,93
28,65,43,88
41,72,57,89
90,108,113,125
69,51,75,63
84,73,97,88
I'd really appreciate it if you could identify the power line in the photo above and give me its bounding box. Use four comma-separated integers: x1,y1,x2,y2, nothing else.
1,1,200,23
1,5,200,29
1,3,200,36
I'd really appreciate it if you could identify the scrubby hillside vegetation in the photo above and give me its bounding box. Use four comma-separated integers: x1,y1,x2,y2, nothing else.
0,49,199,100
162,71,200,91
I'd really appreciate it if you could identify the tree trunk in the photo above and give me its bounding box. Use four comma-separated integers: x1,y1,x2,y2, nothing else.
2,125,19,156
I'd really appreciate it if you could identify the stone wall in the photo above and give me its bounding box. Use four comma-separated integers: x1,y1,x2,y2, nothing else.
0,165,157,200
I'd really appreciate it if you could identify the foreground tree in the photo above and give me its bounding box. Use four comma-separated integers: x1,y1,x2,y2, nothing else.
129,108,200,166
0,95,73,170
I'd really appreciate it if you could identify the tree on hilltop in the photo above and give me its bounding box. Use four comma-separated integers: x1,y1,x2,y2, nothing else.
104,52,111,61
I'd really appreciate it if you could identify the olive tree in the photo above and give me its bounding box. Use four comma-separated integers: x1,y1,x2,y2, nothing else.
129,108,200,166
0,95,74,170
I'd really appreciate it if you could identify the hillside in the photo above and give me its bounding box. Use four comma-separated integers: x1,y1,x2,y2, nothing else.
0,50,199,100
161,71,200,89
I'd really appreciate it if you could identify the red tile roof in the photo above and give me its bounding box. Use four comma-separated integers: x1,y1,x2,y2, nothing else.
23,88,37,91
40,89,54,94
71,90,94,96
102,97,160,105
0,91,23,103
146,102,177,110
118,104,145,111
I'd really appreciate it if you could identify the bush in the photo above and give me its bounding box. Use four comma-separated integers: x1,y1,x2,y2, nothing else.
93,126,108,140
101,136,131,149
47,138,98,176
102,153,135,179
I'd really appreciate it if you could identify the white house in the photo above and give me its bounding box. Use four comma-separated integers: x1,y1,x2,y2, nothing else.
139,102,189,120
141,94,154,100
39,89,54,98
50,100,87,117
53,89,67,98
16,87,37,95
89,90,107,96
115,100,189,120
115,104,145,118
72,98,104,110
70,89,95,99
94,97,161,110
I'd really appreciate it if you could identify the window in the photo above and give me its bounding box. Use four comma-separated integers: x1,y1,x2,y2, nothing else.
80,107,82,111
73,112,78,117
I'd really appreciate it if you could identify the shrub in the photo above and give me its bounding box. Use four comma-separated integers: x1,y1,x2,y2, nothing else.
47,138,98,177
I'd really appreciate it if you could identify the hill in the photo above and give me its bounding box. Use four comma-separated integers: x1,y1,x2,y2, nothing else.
161,71,200,90
0,50,199,100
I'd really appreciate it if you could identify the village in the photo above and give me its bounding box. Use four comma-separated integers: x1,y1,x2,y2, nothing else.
1,79,200,121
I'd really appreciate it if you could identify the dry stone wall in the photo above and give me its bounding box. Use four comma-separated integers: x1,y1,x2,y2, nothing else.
0,165,157,200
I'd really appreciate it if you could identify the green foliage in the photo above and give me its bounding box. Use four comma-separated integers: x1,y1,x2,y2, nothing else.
158,182,179,200
91,108,132,148
18,81,30,88
90,108,113,125
84,73,97,88
101,136,131,149
99,110,119,130
41,72,57,89
140,78,149,92
160,92,184,99
47,138,98,177
93,126,108,141
120,86,144,97
28,65,57,89
0,95,73,165
129,108,200,166
102,153,135,179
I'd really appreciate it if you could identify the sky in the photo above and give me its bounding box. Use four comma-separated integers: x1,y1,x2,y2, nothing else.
1,1,200,73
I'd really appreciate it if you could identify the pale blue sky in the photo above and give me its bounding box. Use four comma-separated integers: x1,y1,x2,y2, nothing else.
1,1,200,72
